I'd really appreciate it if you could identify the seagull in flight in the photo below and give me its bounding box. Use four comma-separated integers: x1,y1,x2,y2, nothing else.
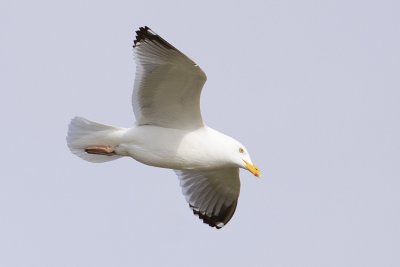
67,26,261,229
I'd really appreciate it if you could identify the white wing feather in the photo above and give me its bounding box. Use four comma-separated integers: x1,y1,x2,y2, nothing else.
175,168,240,229
133,27,207,130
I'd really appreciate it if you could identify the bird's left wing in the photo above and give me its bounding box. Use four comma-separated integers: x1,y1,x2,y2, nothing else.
174,168,240,229
133,26,207,130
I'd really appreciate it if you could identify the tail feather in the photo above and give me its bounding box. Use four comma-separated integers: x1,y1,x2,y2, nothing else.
66,117,124,163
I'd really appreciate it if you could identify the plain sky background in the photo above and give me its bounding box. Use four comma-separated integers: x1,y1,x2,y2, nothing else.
1,0,399,266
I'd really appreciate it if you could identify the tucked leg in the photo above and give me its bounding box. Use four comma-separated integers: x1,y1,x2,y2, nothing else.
85,145,116,156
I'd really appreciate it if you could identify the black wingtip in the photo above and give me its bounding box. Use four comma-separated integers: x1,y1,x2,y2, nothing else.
190,201,238,230
133,26,149,48
133,26,176,50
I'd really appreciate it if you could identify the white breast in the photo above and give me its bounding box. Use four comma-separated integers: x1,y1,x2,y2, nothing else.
118,125,234,170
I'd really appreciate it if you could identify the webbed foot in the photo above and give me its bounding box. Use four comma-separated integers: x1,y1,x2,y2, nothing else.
85,145,116,156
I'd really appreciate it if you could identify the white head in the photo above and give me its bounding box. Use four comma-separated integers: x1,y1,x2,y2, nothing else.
207,128,261,177
229,140,261,177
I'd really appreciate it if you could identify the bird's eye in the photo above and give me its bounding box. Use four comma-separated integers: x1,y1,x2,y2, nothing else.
239,148,244,153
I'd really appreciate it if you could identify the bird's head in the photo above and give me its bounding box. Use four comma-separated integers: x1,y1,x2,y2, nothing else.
232,143,261,177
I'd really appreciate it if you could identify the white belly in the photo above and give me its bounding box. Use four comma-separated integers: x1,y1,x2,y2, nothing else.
116,125,232,170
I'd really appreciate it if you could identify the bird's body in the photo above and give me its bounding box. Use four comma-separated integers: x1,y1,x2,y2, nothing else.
120,125,240,170
69,120,241,170
67,26,261,229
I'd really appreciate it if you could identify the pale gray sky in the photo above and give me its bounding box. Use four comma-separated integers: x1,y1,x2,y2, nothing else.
1,0,399,266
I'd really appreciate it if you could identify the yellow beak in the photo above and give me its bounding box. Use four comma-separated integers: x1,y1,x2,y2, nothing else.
243,160,261,177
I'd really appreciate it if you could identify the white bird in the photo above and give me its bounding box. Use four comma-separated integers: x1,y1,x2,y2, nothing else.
67,26,261,229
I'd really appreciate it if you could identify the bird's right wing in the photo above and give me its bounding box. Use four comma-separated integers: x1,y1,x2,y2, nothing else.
132,26,207,130
174,168,241,229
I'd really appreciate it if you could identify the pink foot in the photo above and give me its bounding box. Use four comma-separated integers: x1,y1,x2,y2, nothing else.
85,145,115,156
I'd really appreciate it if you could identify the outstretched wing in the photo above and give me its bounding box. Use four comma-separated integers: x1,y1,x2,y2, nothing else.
175,168,241,229
132,26,207,130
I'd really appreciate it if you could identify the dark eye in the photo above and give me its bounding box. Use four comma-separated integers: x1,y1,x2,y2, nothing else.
239,148,244,153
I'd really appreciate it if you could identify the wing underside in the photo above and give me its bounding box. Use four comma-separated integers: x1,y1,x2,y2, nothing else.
175,168,240,229
133,27,207,129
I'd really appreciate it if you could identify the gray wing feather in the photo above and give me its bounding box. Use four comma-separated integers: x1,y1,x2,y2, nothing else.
133,27,207,130
175,168,240,229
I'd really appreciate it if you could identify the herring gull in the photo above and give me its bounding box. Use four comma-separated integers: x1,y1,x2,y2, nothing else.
67,26,261,229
